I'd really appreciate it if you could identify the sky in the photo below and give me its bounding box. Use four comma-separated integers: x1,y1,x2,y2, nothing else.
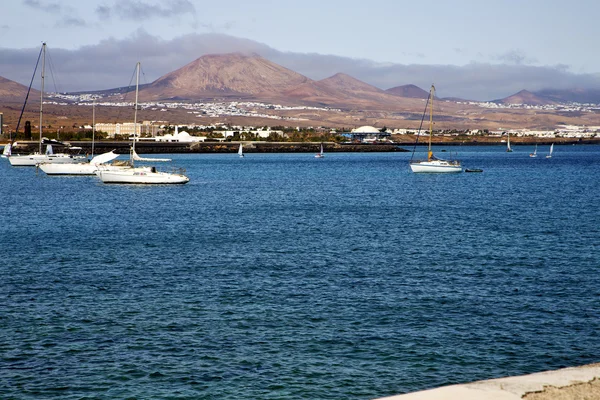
1,0,600,100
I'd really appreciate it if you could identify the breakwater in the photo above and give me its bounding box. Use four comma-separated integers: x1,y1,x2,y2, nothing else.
10,141,410,154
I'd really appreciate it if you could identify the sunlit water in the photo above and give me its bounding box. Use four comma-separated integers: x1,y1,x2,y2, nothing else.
1,144,599,399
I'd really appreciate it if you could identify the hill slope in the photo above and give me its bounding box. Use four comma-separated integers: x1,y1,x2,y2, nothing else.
0,76,39,103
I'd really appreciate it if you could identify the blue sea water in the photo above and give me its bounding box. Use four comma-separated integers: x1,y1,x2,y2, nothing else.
1,144,599,399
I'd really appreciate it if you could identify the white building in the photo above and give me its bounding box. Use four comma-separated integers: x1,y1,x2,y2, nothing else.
152,126,206,142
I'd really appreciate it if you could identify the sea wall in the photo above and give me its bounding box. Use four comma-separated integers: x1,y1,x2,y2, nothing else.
10,141,409,154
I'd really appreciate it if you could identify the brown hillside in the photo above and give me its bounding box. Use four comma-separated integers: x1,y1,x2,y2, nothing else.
0,76,39,103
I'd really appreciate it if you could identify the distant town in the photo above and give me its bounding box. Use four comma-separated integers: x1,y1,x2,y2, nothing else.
35,93,600,142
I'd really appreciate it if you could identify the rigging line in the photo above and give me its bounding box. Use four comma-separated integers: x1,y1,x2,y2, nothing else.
45,47,61,94
14,44,44,140
140,64,148,85
409,91,432,162
113,65,137,125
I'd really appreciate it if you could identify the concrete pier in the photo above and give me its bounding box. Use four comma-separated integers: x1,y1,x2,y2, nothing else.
375,363,600,400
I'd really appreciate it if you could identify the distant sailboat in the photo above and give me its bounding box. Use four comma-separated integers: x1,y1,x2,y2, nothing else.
530,144,538,158
546,143,554,158
409,85,462,173
506,133,513,152
1,142,13,158
238,143,244,158
315,143,324,158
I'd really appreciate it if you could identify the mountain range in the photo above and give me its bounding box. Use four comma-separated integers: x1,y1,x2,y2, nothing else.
1,53,600,107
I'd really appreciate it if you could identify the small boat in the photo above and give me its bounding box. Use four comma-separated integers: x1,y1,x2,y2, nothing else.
409,85,462,173
529,144,538,158
546,143,554,158
465,168,483,173
315,143,325,158
238,143,244,158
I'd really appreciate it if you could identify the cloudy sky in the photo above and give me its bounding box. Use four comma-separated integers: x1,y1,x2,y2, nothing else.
1,0,599,100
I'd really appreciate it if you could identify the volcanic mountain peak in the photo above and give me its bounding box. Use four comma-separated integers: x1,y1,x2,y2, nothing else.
319,73,384,93
496,89,557,106
385,84,430,99
145,53,311,100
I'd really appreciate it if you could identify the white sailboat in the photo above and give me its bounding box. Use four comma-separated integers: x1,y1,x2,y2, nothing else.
8,43,86,167
96,62,189,184
238,143,244,158
530,144,538,158
39,150,120,175
506,133,513,152
409,85,462,173
546,143,554,158
39,100,123,175
315,143,324,158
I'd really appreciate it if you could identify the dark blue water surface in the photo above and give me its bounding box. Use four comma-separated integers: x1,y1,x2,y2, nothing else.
1,144,600,399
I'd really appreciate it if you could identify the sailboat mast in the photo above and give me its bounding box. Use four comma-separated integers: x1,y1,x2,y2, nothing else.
132,62,140,162
428,85,435,160
39,42,46,154
92,99,95,157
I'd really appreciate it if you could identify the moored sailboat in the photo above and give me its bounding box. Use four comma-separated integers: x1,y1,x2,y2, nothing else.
8,43,86,167
39,150,120,175
409,85,462,173
96,62,189,184
39,101,122,175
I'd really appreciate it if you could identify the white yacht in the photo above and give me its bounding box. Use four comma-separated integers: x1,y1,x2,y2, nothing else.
96,62,189,185
409,85,462,173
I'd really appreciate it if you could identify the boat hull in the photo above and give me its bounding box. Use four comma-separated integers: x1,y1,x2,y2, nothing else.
9,153,86,166
38,162,98,175
410,160,462,173
97,168,189,184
